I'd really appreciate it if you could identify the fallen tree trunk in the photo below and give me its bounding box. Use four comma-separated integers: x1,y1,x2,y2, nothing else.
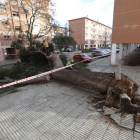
51,54,140,110
52,69,113,94
19,75,50,85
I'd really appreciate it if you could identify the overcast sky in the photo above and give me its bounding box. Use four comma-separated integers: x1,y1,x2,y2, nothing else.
52,0,114,28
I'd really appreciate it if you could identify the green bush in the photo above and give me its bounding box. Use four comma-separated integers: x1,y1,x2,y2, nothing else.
59,56,91,72
0,68,10,79
59,55,68,66
73,59,91,72
48,43,54,52
0,61,50,80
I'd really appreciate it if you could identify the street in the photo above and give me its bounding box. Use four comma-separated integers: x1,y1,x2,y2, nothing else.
61,50,110,65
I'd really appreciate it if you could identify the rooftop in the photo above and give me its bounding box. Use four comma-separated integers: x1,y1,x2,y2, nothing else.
69,17,112,29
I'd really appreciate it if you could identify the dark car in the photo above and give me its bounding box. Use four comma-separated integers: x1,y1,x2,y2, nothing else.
92,50,109,57
73,53,92,62
89,47,96,52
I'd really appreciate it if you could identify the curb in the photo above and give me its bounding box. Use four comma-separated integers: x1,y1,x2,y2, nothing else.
89,57,108,66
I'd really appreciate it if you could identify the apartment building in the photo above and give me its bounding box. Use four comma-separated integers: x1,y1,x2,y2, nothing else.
69,17,112,50
111,0,139,65
0,0,51,61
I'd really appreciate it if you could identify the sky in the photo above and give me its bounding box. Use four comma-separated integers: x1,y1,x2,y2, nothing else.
52,0,114,28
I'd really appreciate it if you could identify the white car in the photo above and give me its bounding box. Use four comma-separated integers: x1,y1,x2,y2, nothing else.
54,49,60,54
66,48,73,52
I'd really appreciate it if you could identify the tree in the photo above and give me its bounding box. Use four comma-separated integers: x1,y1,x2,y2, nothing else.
52,35,77,51
102,28,112,47
102,28,107,47
63,23,74,36
11,0,57,49
10,0,58,62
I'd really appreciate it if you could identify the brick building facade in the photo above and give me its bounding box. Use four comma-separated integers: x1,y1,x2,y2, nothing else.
0,0,51,61
69,17,112,50
111,0,139,65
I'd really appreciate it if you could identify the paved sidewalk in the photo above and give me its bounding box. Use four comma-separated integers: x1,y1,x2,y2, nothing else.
0,81,139,140
1,51,140,139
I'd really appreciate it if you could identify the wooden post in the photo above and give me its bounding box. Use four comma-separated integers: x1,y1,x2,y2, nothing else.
115,64,121,80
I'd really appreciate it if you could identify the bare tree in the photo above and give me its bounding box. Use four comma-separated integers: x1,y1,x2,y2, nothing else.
12,0,58,48
63,23,74,36
102,28,108,47
52,23,73,37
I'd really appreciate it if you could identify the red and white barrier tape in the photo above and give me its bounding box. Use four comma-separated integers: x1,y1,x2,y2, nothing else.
0,53,110,89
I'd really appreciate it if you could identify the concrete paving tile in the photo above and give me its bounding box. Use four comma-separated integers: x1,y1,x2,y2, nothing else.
120,114,134,130
118,129,133,140
134,132,140,140
135,122,140,133
103,107,116,116
102,123,120,140
87,117,110,140
0,81,137,140
110,113,122,125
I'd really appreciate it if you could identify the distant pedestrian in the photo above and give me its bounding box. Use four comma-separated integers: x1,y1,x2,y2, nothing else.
66,60,75,70
41,42,45,53
43,40,49,56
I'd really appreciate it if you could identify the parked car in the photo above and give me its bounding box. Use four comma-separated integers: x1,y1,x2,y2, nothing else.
66,48,73,52
104,45,120,53
4,49,7,59
104,46,111,49
116,46,120,53
92,50,109,57
73,53,92,62
89,47,96,52
54,49,60,54
105,49,111,53
61,48,65,52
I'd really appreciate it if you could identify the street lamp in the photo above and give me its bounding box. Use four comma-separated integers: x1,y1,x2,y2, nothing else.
82,29,85,52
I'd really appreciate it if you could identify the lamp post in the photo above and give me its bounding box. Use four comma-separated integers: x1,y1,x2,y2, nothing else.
82,29,85,52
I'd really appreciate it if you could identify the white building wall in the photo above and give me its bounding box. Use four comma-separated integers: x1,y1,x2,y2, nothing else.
0,48,5,61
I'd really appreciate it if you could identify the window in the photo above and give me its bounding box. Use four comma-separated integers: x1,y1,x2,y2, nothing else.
76,54,81,57
15,26,21,30
43,14,46,18
1,20,8,25
24,9,28,14
25,23,29,27
34,22,39,26
12,11,19,16
4,35,11,40
0,4,5,9
17,39,22,44
45,36,48,41
44,25,47,29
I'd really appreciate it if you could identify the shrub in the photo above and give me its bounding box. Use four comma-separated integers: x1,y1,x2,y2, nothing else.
59,56,91,72
48,43,54,52
73,59,91,72
0,68,10,79
59,55,68,66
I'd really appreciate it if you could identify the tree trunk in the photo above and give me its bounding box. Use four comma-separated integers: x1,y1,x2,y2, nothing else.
52,69,113,94
51,54,140,111
19,75,50,85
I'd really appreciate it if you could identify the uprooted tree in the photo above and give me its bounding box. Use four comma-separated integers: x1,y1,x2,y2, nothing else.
11,0,58,63
50,54,140,114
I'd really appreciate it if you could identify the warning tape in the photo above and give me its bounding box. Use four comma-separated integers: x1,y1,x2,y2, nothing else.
0,53,110,89
5,54,18,55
